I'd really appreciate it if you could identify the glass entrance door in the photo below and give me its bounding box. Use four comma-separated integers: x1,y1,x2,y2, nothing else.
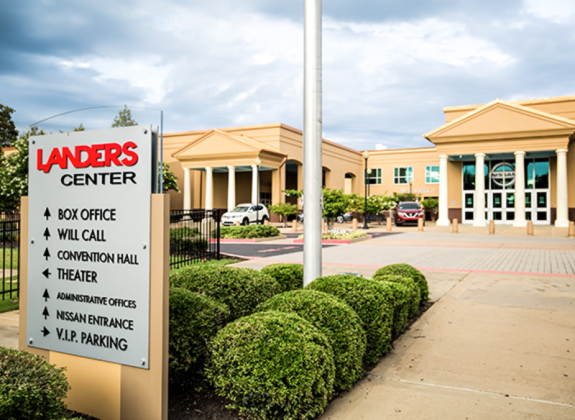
487,190,515,223
526,190,550,224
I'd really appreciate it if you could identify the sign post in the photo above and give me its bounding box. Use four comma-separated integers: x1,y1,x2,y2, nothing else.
19,126,168,420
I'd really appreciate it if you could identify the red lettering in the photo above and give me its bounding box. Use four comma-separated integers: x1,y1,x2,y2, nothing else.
121,142,138,166
104,143,123,167
37,142,140,172
75,145,92,168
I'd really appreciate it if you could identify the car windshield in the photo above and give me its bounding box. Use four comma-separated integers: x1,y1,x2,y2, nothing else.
231,206,249,213
398,203,420,210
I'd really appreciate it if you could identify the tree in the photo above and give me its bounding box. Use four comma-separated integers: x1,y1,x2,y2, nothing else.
159,162,180,193
268,202,298,228
322,188,350,229
0,130,33,209
111,105,138,127
74,124,85,132
0,104,19,148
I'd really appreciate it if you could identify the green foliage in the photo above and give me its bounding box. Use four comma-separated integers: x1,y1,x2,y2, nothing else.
171,226,200,237
170,265,281,321
0,347,70,419
347,193,396,215
374,264,429,303
0,131,31,209
206,311,335,420
73,124,85,132
0,104,18,148
370,279,410,336
283,189,303,198
111,105,138,127
268,202,298,228
160,161,179,193
392,192,421,203
322,188,350,220
214,225,281,239
306,275,394,363
371,273,421,318
421,197,438,210
261,263,304,292
169,288,230,384
257,290,366,390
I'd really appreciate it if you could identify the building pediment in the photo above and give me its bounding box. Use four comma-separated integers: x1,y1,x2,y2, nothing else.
425,99,575,144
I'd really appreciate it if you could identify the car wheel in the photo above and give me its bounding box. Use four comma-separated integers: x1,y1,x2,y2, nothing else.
336,215,344,224
242,218,249,226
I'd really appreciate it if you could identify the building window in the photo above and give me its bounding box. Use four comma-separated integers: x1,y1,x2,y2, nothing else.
393,167,413,185
364,168,382,185
425,166,440,183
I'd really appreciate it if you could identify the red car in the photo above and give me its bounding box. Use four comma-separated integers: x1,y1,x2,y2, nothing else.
393,201,425,226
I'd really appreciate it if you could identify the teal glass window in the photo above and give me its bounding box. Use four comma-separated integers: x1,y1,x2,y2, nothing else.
534,159,549,189
425,166,440,183
364,168,382,185
393,167,413,185
463,162,475,190
525,161,534,189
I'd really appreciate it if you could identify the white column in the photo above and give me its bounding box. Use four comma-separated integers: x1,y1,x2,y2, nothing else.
473,153,487,227
555,149,569,227
227,166,236,212
513,151,527,227
183,168,191,210
436,155,450,226
205,167,213,210
251,164,258,204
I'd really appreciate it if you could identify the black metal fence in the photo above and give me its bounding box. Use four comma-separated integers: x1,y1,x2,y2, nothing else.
170,209,221,269
1,216,20,301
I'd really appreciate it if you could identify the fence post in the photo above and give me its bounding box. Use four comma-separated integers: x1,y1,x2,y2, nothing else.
216,210,221,260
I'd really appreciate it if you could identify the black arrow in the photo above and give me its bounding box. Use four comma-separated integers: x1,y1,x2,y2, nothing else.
41,326,50,337
42,307,50,320
43,248,51,260
43,228,51,240
42,268,51,279
43,289,50,302
44,208,51,220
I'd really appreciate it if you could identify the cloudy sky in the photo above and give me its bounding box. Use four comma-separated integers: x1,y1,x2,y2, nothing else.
1,0,574,150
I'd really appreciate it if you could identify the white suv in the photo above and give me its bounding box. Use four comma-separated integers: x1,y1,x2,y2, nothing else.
221,204,270,226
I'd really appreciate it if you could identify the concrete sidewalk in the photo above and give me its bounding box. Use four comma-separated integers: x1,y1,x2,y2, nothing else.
317,269,575,419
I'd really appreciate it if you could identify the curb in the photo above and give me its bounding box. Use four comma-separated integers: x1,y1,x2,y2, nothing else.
293,235,372,245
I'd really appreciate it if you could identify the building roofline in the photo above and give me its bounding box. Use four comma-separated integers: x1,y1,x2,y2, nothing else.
362,146,437,155
443,94,575,112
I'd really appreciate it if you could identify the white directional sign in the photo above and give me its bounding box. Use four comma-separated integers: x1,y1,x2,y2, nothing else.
27,125,156,369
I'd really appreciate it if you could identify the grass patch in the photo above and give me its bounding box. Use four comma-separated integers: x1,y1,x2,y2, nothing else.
0,296,19,313
0,248,18,270
170,258,238,273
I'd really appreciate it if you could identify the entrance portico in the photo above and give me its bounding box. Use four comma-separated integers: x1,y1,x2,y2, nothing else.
425,98,575,227
171,129,288,211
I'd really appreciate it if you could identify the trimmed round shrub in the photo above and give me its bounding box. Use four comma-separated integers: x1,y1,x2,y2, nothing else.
0,347,70,419
169,288,230,384
371,280,410,337
373,263,429,303
306,275,394,363
170,265,281,320
261,263,304,292
372,274,421,318
213,225,281,239
257,289,366,390
206,311,335,420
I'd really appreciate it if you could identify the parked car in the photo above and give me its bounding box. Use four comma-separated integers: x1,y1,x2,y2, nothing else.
221,204,269,226
393,202,425,226
297,212,352,224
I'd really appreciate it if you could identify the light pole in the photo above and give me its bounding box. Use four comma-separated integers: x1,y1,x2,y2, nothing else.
409,178,413,195
255,157,261,224
362,151,369,229
303,0,323,286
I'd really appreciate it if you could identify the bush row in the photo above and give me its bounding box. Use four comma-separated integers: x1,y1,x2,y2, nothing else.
213,225,281,239
169,262,429,419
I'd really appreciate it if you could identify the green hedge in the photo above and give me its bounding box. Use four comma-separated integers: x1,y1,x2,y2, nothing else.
373,264,429,303
0,347,70,419
306,275,394,363
170,265,281,321
372,274,420,318
261,263,304,292
169,288,230,384
213,225,281,239
371,279,411,337
257,289,366,390
206,311,335,420
170,236,208,253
